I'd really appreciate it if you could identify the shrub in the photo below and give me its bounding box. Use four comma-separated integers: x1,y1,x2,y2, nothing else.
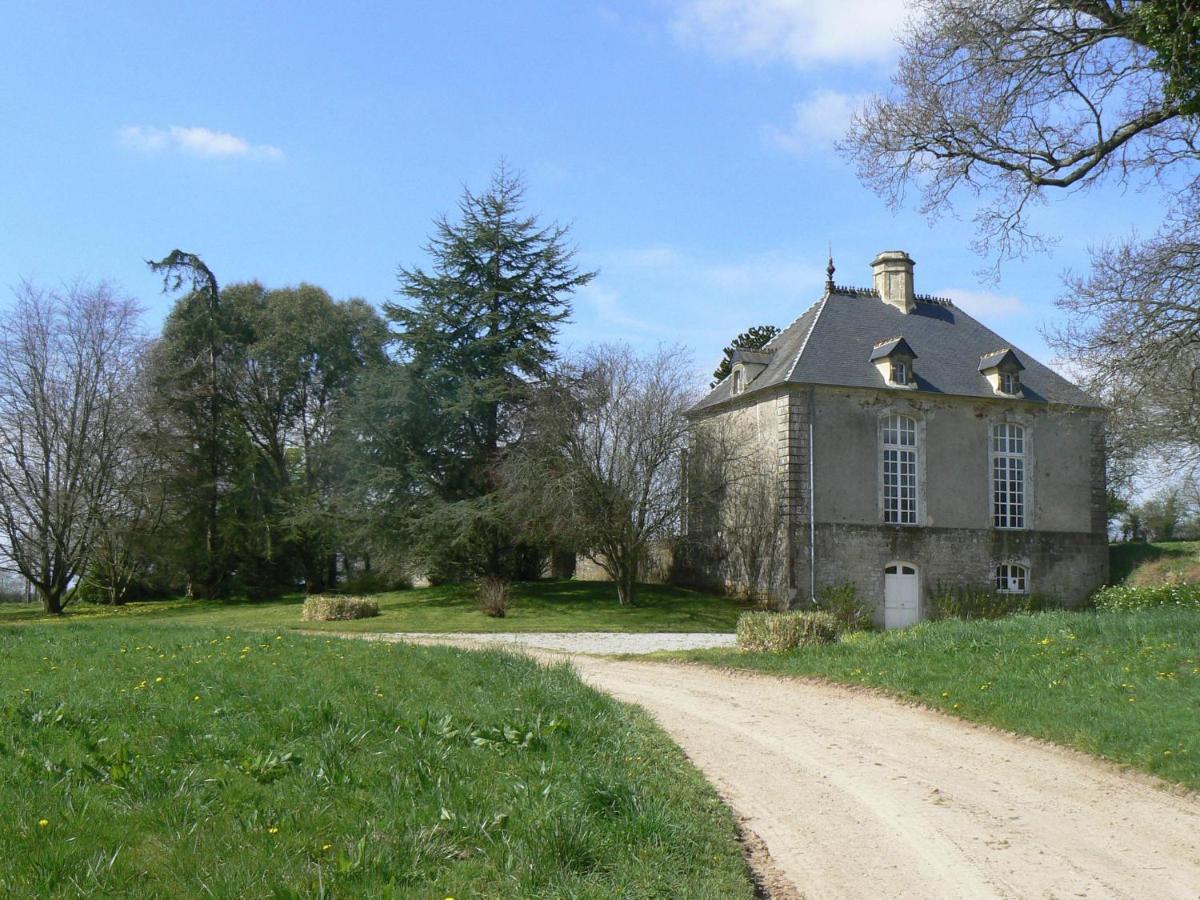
815,582,874,631
301,595,380,622
736,611,837,652
928,583,1048,621
477,576,511,618
1093,582,1200,612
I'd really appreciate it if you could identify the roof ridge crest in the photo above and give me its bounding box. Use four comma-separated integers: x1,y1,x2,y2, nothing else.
787,291,830,381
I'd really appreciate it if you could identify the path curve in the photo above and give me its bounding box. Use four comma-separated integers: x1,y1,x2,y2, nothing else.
363,635,1200,898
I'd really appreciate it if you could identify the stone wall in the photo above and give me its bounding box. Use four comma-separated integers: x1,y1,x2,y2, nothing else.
805,523,1107,624
687,382,1108,616
574,543,675,584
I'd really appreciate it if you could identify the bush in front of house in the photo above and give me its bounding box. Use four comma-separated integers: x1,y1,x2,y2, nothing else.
1093,581,1200,612
736,610,838,652
928,583,1049,621
815,582,874,632
301,595,380,621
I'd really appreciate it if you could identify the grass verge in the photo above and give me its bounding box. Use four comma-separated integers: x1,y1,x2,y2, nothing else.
0,579,749,634
0,620,754,897
653,608,1200,789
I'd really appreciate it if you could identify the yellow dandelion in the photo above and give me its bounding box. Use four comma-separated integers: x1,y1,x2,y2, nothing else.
193,695,200,702
268,826,278,834
155,676,163,683
38,819,49,828
322,843,332,851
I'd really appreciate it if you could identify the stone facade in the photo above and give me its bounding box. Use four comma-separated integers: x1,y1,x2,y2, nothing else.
689,383,1107,620
685,251,1108,625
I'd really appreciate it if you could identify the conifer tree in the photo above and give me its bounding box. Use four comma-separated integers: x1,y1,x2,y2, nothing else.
387,165,596,576
711,325,780,386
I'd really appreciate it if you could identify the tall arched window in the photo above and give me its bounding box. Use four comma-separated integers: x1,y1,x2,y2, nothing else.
992,423,1025,528
882,414,917,525
731,368,743,395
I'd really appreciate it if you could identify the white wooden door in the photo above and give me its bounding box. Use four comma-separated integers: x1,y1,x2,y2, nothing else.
884,563,919,629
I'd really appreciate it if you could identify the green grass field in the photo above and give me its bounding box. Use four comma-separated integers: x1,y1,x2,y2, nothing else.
655,608,1200,789
0,620,754,897
0,579,748,634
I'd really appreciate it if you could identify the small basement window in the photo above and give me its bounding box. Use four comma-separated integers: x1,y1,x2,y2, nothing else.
994,563,1028,594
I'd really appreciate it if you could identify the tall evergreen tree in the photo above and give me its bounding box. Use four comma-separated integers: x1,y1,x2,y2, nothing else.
711,325,780,386
386,165,596,577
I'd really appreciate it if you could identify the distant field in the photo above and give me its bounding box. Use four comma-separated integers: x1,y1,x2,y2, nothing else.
653,608,1200,789
0,620,755,897
0,579,749,634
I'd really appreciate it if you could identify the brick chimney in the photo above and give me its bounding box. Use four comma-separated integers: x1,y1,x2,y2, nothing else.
871,250,915,314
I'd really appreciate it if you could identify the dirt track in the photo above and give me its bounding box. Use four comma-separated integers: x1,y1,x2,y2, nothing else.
567,656,1200,899
362,634,1200,898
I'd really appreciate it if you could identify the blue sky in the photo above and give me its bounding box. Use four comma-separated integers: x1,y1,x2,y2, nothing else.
0,0,1168,382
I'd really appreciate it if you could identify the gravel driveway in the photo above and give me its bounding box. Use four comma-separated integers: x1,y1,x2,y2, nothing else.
367,631,735,654
353,632,1200,898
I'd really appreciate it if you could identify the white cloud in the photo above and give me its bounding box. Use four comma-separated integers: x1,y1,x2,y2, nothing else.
578,284,666,334
938,287,1027,319
767,88,870,155
118,125,283,160
670,0,908,69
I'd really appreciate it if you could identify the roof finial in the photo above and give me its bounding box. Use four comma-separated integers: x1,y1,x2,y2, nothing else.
825,244,836,292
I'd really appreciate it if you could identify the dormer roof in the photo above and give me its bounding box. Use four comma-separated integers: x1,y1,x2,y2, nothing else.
869,336,917,362
978,348,1025,372
730,347,775,366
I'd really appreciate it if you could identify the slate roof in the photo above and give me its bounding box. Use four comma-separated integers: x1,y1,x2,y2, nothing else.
690,287,1098,413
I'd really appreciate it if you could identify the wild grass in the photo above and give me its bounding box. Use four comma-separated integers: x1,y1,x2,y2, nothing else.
657,608,1200,789
0,579,749,634
0,621,754,897
1109,540,1200,584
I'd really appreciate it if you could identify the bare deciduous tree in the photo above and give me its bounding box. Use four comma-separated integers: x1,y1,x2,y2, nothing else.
0,282,144,613
844,1,1200,476
846,1,1198,261
506,344,695,606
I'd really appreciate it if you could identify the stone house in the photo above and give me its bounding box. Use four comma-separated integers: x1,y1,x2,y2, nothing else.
685,250,1107,627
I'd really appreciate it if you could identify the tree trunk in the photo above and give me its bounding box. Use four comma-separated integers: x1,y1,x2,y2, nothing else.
615,564,637,606
39,586,63,615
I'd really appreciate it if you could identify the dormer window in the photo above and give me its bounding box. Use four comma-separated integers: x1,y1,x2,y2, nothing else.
870,336,918,390
979,348,1025,398
726,347,774,397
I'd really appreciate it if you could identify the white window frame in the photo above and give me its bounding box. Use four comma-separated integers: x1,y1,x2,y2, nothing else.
999,371,1019,395
882,414,918,525
994,563,1028,594
891,360,908,385
992,422,1026,529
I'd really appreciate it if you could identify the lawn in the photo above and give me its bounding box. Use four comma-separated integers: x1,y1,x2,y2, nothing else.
655,608,1200,789
0,579,749,634
0,619,755,897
